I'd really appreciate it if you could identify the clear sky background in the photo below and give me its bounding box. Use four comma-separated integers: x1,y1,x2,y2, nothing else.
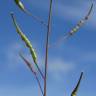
0,0,96,96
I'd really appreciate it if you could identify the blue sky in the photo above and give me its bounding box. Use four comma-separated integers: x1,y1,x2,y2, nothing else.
0,0,96,96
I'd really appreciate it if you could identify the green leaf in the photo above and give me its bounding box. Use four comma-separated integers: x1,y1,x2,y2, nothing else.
71,72,83,96
10,12,37,64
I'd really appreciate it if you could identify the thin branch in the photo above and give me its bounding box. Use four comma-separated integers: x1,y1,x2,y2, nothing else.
35,62,45,80
14,0,47,26
71,72,84,96
11,13,44,80
28,12,47,27
49,3,93,48
44,0,53,96
19,53,44,96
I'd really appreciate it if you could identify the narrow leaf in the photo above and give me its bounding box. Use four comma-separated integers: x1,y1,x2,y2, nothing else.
71,72,83,96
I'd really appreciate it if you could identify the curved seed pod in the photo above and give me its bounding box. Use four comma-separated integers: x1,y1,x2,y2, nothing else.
10,13,44,79
14,0,33,16
14,0,26,13
14,0,47,26
69,3,93,36
10,12,37,64
71,72,83,96
49,3,93,48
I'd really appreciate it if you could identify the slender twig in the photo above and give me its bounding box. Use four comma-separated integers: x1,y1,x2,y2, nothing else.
49,3,93,48
19,53,44,96
71,72,83,96
28,12,47,27
35,62,45,80
44,0,53,96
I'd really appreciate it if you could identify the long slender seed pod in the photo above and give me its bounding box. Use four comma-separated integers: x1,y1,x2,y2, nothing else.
69,3,93,36
50,3,93,48
71,72,83,96
19,53,44,96
10,13,37,64
14,0,47,26
11,13,44,79
14,0,25,12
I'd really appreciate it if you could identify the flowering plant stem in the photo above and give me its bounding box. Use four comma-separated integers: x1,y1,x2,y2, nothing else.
44,0,53,96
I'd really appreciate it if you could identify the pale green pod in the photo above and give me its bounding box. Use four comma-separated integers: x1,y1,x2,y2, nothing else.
14,0,25,12
14,0,33,16
10,13,37,64
11,13,44,79
14,0,47,26
71,72,83,96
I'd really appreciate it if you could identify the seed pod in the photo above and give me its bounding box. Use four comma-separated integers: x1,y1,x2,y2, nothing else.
49,3,93,48
69,3,93,36
14,0,26,13
71,72,83,96
14,0,47,26
10,12,37,64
